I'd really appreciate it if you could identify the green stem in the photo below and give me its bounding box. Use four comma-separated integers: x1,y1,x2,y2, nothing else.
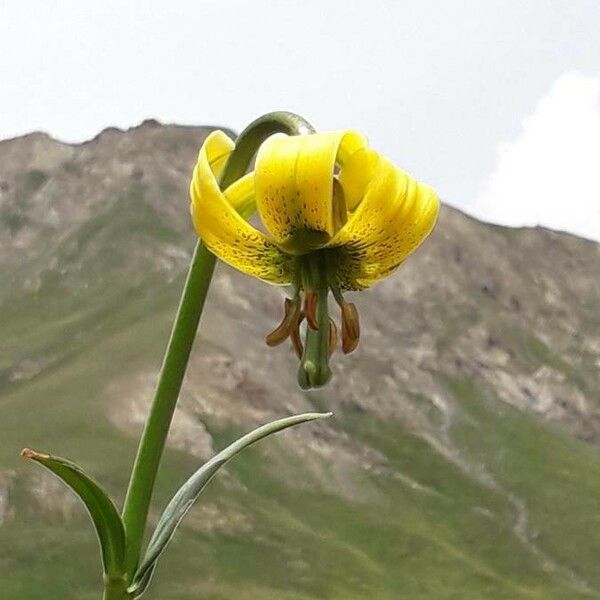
298,255,332,389
120,112,315,581
120,240,215,578
102,577,129,600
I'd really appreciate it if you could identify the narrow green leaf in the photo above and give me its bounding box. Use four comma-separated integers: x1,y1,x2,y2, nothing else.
21,448,126,578
129,412,331,596
130,563,156,598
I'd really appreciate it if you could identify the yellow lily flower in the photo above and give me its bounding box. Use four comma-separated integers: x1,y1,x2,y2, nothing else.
190,129,439,389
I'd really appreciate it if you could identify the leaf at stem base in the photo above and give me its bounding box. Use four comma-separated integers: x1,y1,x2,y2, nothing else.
22,448,127,579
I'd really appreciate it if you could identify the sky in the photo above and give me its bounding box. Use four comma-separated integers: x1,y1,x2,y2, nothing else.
1,0,599,240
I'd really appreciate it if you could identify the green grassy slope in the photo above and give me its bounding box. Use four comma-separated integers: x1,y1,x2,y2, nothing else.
1,277,600,599
1,123,599,599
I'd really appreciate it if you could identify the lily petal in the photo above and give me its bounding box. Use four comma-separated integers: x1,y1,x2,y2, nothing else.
327,154,439,289
338,147,380,212
190,131,294,284
254,131,365,251
224,172,256,218
204,129,235,179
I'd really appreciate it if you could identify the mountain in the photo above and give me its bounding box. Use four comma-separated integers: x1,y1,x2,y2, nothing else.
0,120,599,600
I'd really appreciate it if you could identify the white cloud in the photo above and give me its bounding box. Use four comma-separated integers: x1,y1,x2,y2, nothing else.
470,72,600,241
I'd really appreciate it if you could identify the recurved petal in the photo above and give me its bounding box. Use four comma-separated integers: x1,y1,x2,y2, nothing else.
224,172,255,218
338,147,380,212
254,131,366,248
190,131,294,284
203,129,236,179
327,154,439,289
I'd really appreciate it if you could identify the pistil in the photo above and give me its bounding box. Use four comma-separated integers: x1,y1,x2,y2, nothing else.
297,254,332,389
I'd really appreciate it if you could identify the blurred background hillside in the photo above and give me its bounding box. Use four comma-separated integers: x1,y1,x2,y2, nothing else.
0,122,599,599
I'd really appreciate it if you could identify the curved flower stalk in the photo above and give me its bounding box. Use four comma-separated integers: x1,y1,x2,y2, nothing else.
190,130,440,389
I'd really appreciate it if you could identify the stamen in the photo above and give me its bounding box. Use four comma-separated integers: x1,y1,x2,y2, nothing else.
341,301,360,354
328,318,338,357
290,311,305,359
329,280,346,308
303,290,319,330
265,298,299,346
